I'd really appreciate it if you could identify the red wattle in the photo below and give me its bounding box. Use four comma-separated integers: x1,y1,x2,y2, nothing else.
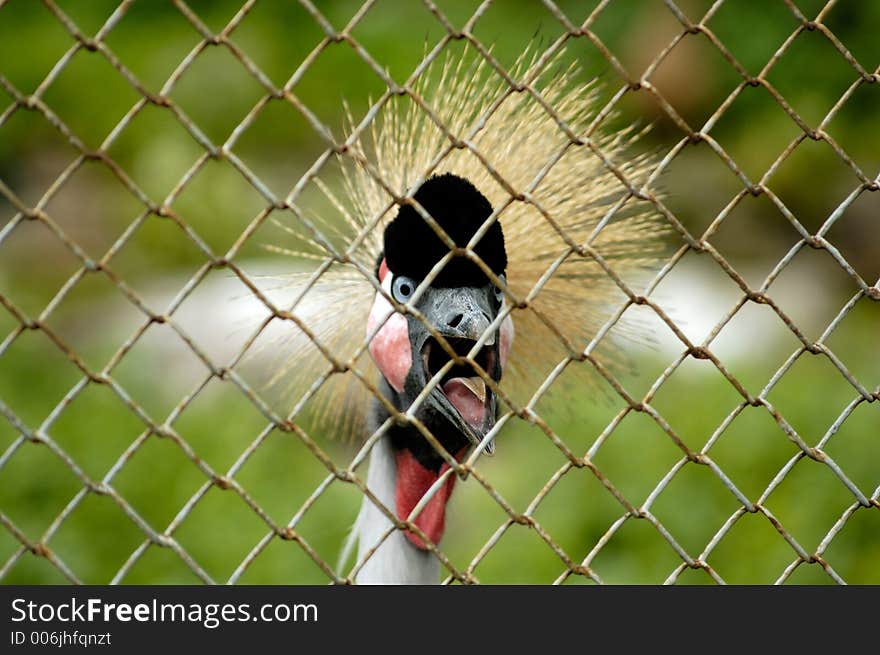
394,449,458,550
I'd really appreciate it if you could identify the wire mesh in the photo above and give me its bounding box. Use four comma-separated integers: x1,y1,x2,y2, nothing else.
0,0,877,585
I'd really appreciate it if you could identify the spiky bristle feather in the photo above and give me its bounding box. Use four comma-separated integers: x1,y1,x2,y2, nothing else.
256,45,669,442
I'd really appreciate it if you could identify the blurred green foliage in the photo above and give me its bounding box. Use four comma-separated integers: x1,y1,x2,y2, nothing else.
0,1,877,584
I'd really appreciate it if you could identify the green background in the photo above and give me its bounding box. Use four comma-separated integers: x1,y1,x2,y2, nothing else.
0,0,878,584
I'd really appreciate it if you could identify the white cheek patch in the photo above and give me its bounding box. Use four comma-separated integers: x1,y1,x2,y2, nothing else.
366,276,411,393
499,312,514,370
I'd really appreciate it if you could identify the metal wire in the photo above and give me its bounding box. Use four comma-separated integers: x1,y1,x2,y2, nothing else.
0,0,877,585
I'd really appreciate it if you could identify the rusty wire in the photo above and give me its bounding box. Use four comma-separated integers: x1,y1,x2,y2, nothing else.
0,0,878,585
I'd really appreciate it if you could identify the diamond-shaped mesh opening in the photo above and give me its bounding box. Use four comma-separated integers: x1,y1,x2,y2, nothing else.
769,137,866,235
283,43,389,141
0,1,72,93
764,28,863,130
0,441,84,538
169,46,271,148
2,1,878,585
591,411,686,505
227,4,325,86
102,102,207,202
608,302,688,392
47,491,147,585
598,82,685,141
234,428,337,525
347,3,474,80
662,140,748,237
650,461,744,555
765,352,863,443
110,320,211,419
708,511,798,584
293,478,364,571
173,483,273,583
0,109,82,209
648,250,746,348
705,192,803,289
100,4,203,95
822,402,880,495
589,516,686,584
823,297,880,389
42,160,149,260
0,218,84,319
821,506,880,585
592,3,683,76
820,3,880,67
709,85,805,182
102,213,208,304
466,519,570,584
708,406,802,502
705,1,799,75
708,302,803,392
444,475,517,571
40,270,146,372
823,82,880,174
528,464,632,566
528,358,626,431
766,246,856,341
40,51,143,150
764,457,865,553
822,188,880,284
0,327,84,426
468,3,573,65
110,433,208,531
169,158,271,256
171,377,271,472
641,29,744,131
459,420,569,512
45,380,146,480
231,98,326,201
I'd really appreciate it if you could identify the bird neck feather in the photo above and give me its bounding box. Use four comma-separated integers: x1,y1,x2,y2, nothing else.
352,435,440,584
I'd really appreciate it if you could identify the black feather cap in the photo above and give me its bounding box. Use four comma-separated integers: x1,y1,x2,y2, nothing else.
383,173,507,287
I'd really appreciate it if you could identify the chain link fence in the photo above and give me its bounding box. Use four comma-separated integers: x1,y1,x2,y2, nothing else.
0,0,878,585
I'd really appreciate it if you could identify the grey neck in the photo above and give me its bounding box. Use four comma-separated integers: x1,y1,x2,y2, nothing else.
352,435,440,585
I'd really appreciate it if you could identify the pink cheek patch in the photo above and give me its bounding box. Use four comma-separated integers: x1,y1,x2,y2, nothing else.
367,291,411,393
499,314,514,369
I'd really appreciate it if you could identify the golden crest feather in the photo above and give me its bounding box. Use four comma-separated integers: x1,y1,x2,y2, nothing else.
255,45,669,442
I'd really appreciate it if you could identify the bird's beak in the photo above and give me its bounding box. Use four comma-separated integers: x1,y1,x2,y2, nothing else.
406,285,502,457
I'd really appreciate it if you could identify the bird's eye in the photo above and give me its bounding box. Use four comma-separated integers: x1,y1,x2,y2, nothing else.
392,275,416,303
493,275,506,304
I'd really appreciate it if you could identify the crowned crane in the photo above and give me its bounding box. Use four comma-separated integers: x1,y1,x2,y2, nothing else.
349,172,512,584
266,48,669,584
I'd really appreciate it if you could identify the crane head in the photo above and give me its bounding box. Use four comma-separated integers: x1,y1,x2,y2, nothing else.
366,173,513,550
